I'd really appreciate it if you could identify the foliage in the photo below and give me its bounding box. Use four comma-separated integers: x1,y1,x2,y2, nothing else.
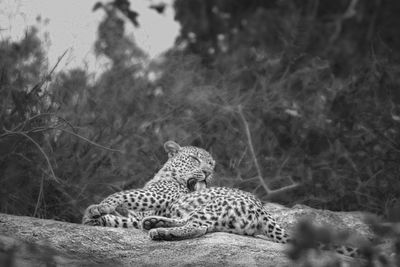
286,218,399,266
0,27,52,218
0,12,156,222
1,0,400,225
165,0,400,215
287,203,400,266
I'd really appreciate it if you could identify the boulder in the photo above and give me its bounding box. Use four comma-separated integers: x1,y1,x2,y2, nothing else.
0,204,377,266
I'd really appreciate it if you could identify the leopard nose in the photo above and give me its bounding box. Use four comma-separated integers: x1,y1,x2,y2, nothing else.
202,169,212,178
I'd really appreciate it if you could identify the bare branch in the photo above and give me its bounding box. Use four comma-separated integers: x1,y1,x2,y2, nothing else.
266,183,301,199
237,105,299,197
2,125,123,154
3,129,60,183
12,112,77,133
28,49,69,96
237,105,271,194
43,127,123,153
33,175,45,217
330,0,359,42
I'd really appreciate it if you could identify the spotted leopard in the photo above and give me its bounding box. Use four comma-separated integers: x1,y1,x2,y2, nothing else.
84,141,360,258
141,187,360,258
82,140,215,228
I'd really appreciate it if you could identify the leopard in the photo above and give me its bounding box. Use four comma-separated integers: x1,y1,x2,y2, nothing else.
140,187,361,258
82,140,215,228
83,141,361,258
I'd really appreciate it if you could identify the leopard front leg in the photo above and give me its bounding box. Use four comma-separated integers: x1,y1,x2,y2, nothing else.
83,209,144,228
82,202,129,225
142,216,188,230
82,188,159,224
82,203,117,224
149,224,208,241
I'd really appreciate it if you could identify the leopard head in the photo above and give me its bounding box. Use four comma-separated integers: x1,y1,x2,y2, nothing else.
163,140,215,191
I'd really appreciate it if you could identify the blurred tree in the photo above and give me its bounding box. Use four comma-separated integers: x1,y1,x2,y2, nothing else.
2,0,400,223
46,5,158,221
173,0,400,74
0,27,50,217
149,0,400,214
0,5,155,222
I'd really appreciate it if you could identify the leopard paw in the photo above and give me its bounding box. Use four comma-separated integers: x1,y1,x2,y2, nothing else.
142,216,163,230
82,217,103,226
149,228,165,240
82,204,114,223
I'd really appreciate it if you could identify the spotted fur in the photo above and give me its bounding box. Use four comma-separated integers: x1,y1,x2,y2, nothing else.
84,141,360,258
141,187,360,258
82,140,215,228
141,187,290,243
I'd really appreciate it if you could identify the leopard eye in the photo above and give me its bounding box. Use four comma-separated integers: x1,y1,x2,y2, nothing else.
189,155,201,164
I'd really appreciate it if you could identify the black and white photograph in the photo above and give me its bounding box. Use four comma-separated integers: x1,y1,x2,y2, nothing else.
0,0,399,266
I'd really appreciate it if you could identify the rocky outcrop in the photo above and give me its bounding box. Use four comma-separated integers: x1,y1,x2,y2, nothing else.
0,204,379,266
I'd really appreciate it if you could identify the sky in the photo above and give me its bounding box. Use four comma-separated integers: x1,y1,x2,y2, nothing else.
0,0,180,72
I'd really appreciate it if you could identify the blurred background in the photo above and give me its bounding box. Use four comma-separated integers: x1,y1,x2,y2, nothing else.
1,0,400,224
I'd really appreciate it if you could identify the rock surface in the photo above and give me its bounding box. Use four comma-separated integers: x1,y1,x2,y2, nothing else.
0,204,373,266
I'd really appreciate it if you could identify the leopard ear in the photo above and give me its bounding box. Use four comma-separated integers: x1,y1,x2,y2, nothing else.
164,141,182,158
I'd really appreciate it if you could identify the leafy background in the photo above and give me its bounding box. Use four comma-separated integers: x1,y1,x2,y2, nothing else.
1,0,400,224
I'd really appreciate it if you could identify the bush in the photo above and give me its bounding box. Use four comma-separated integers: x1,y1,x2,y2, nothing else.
1,1,400,224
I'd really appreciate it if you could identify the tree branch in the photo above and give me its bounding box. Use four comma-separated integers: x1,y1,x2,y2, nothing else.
2,129,60,183
237,105,299,196
36,126,123,153
237,105,271,194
